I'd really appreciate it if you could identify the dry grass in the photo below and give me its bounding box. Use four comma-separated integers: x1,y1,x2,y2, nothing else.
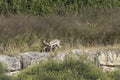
0,8,120,55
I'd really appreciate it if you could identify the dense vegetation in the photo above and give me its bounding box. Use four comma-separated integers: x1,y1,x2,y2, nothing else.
0,62,15,80
17,58,110,80
0,0,120,15
0,59,120,80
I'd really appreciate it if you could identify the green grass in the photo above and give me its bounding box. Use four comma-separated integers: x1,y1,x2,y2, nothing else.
107,70,120,80
0,62,5,75
17,58,110,80
0,62,16,80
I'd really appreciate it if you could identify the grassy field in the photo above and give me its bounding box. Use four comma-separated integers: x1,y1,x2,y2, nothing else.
0,1,120,80
0,8,120,55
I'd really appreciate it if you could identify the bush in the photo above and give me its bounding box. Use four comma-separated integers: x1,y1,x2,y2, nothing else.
0,62,5,75
17,58,110,80
0,75,15,80
0,62,15,80
0,0,120,15
107,70,120,80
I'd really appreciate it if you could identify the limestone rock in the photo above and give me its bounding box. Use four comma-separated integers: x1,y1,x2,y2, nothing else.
1,49,120,73
98,50,120,66
54,52,67,61
100,66,119,72
71,49,85,55
0,55,21,71
18,52,50,68
88,49,120,71
6,71,20,76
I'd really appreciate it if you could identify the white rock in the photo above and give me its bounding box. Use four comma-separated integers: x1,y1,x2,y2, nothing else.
98,50,120,66
88,49,120,71
0,55,21,71
6,71,20,76
101,66,119,72
71,49,84,55
18,52,50,68
54,53,67,61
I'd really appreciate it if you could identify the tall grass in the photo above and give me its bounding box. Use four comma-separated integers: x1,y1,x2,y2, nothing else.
0,8,120,55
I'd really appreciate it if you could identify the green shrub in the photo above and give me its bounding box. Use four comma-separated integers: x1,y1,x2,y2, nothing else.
0,62,5,75
107,70,120,80
0,0,120,15
0,75,15,80
0,62,15,80
17,58,110,80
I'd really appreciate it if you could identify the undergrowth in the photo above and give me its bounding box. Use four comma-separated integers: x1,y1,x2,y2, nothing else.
0,0,120,15
17,58,110,80
0,58,120,80
0,62,15,80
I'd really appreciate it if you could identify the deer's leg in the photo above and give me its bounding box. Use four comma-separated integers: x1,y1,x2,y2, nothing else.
50,45,52,52
52,45,58,52
42,46,50,52
42,46,47,52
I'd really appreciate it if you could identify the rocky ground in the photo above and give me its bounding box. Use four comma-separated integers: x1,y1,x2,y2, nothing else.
0,48,120,76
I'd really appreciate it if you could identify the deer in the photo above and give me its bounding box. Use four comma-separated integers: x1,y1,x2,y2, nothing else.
42,39,61,52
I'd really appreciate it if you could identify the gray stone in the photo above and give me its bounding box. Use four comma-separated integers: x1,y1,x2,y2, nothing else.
18,52,50,68
88,49,120,71
54,53,67,61
100,66,119,72
1,49,120,73
6,71,20,76
98,50,120,66
71,49,85,55
0,55,21,71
